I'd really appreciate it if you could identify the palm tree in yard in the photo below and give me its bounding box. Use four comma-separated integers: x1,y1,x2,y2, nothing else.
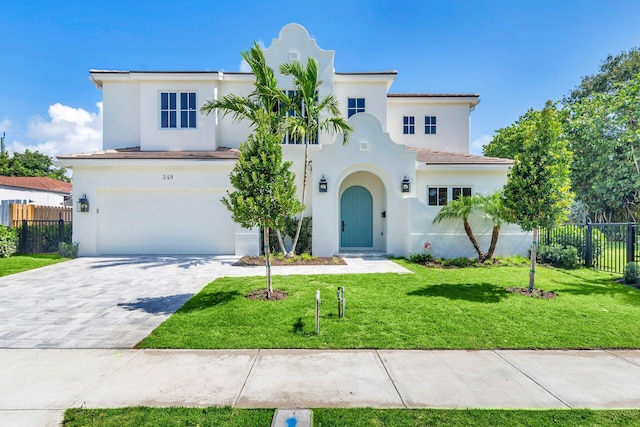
280,57,353,256
433,192,508,262
433,195,486,260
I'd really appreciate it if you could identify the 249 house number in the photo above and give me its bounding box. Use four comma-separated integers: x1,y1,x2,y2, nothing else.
163,174,174,180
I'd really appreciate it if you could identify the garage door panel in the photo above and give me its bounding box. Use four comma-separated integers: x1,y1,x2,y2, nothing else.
98,189,234,255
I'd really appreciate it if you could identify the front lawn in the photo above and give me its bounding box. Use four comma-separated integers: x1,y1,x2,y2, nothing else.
0,254,68,277
138,261,640,350
63,408,640,427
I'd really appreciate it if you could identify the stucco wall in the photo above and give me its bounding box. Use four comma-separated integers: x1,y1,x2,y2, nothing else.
387,99,471,154
102,82,140,150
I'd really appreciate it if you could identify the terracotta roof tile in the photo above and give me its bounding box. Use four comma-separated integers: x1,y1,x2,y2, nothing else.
408,148,513,165
57,147,240,160
0,176,72,193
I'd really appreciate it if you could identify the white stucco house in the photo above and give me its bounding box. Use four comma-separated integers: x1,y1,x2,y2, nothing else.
57,23,529,258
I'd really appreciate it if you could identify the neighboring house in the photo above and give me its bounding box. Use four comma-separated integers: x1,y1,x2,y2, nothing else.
0,176,72,226
57,23,529,258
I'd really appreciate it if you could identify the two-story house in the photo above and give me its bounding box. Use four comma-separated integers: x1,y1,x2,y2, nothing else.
57,23,528,258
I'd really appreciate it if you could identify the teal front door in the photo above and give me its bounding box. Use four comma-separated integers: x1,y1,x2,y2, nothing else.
340,186,373,248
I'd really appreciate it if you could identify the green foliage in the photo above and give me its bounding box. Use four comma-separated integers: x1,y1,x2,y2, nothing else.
58,242,79,258
545,226,606,264
537,244,581,269
0,225,17,258
222,126,302,231
624,262,640,284
0,148,70,182
563,48,640,222
502,101,573,231
408,252,435,264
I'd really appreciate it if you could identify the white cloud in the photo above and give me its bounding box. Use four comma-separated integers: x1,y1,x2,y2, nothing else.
238,39,266,72
471,134,493,155
0,117,10,133
7,102,103,158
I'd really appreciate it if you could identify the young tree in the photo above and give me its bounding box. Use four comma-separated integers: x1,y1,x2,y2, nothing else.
222,120,302,299
502,101,572,291
280,57,353,255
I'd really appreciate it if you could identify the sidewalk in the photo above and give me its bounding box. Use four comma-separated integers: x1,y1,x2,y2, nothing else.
1,348,640,426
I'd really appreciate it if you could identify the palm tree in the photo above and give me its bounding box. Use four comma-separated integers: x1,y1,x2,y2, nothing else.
477,192,509,261
200,42,295,253
433,195,486,260
280,57,353,255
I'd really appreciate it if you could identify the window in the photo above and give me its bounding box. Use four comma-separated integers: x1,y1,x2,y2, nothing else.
160,93,177,128
161,92,196,129
347,98,365,118
425,116,437,134
180,93,197,128
403,116,415,134
428,186,472,206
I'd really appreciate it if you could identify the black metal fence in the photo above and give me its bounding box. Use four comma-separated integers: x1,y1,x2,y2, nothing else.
16,219,72,254
541,223,640,274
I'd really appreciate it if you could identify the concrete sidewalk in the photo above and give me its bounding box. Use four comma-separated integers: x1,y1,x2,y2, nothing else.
1,348,640,426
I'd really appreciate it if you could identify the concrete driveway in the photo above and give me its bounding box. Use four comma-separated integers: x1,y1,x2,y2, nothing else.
0,256,409,349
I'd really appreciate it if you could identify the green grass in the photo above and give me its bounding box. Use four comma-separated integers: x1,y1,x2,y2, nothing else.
62,408,640,426
138,261,640,350
0,254,68,277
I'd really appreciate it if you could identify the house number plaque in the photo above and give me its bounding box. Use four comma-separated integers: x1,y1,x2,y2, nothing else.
163,174,174,180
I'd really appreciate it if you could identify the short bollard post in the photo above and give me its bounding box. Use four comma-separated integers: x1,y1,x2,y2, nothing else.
315,290,321,335
340,286,345,318
336,288,342,318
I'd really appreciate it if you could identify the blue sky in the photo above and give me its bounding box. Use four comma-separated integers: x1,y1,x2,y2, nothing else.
1,0,639,157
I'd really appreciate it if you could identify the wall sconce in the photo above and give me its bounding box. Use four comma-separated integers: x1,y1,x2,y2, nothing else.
401,176,411,193
319,175,328,193
381,211,386,218
77,194,89,212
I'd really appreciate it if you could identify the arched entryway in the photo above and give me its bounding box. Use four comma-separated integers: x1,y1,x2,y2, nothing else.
340,185,373,248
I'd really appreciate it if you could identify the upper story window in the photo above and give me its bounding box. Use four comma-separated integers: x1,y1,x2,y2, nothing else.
280,89,318,145
403,116,415,134
424,116,437,134
347,98,365,118
161,92,196,129
428,186,472,206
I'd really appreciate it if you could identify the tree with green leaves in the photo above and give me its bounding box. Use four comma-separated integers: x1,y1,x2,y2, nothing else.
563,48,640,222
433,192,508,262
280,57,353,255
564,74,640,222
222,119,302,299
0,144,69,182
502,101,572,291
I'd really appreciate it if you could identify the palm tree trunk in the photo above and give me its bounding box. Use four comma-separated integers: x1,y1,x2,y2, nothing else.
264,226,272,299
529,228,538,292
287,141,310,257
463,220,486,260
275,230,287,254
483,225,501,262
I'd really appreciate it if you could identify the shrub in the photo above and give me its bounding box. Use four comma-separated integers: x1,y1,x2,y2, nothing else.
544,226,606,265
537,244,580,269
624,262,640,285
408,252,435,264
58,242,79,258
0,225,17,258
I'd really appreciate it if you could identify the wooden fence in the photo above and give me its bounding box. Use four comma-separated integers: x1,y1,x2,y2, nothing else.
9,203,72,227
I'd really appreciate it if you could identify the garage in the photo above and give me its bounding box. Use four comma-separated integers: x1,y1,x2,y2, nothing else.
97,188,235,255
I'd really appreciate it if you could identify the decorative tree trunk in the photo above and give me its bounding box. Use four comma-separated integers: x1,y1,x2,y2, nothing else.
288,149,309,257
529,228,538,292
463,220,486,260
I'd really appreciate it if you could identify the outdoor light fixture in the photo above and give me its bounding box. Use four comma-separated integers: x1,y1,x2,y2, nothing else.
401,176,411,193
77,194,89,213
319,175,328,192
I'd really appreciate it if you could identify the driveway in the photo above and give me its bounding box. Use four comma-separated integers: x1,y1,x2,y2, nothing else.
0,256,410,349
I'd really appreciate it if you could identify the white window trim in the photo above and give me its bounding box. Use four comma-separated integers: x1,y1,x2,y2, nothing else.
427,185,473,206
159,91,198,130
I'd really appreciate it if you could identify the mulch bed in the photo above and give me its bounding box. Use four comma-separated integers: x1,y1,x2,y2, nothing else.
236,256,346,266
507,287,558,299
246,289,288,300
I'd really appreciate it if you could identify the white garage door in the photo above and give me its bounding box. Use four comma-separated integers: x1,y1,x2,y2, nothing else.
97,189,235,255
